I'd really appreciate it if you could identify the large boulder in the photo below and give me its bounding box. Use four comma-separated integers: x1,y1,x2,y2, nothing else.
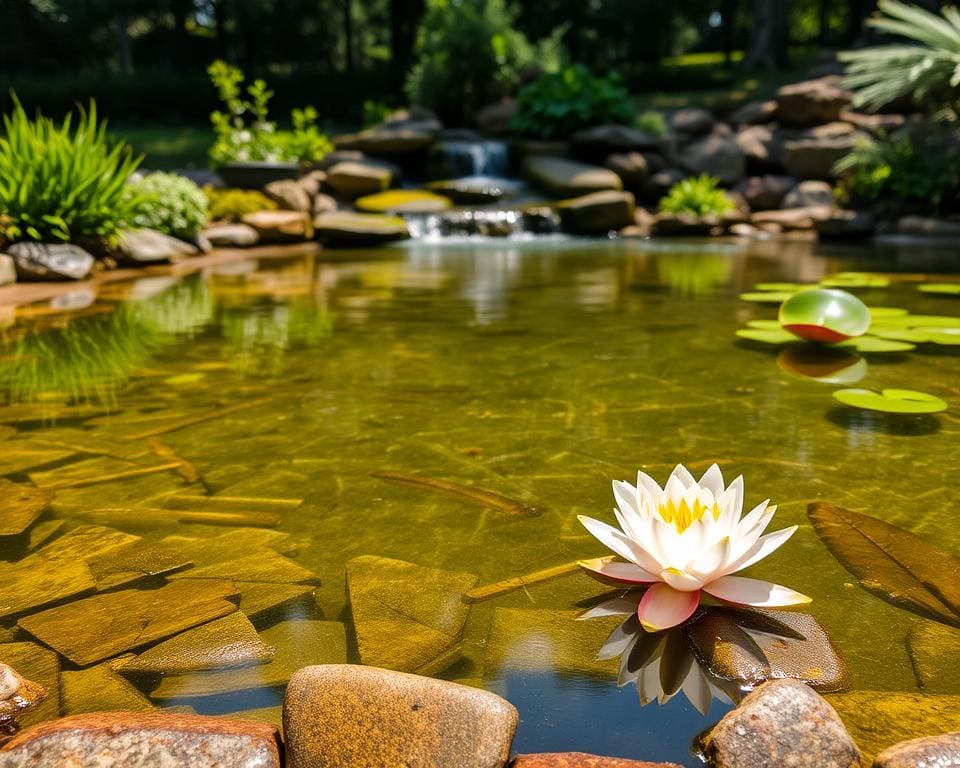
730,100,778,126
426,178,518,205
776,76,852,127
523,156,623,197
735,175,796,211
783,180,835,209
8,243,94,282
313,212,409,247
571,124,662,161
263,180,312,213
114,228,199,265
556,191,636,235
875,734,960,768
202,223,260,248
641,168,685,204
783,133,860,180
239,210,314,244
682,129,746,185
701,679,861,768
669,107,715,136
0,712,281,768
736,125,786,172
325,161,395,199
603,152,650,189
283,665,518,768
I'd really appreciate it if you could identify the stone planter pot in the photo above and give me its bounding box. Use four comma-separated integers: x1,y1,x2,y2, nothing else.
217,161,301,189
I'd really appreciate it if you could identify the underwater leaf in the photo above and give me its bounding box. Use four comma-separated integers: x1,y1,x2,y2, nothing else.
735,328,799,345
808,502,960,628
919,283,960,295
832,387,947,413
739,291,797,304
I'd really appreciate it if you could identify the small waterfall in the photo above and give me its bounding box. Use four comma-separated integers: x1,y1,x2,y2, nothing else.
404,208,561,242
429,140,510,178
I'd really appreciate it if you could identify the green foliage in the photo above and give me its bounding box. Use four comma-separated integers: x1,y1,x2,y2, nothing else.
205,188,277,222
122,172,209,238
0,96,141,245
405,0,565,124
363,100,394,128
208,61,332,166
834,130,960,214
658,174,736,216
840,0,960,120
634,109,668,138
511,65,633,138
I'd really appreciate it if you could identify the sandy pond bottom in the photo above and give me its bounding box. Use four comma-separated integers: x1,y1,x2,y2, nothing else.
0,236,959,766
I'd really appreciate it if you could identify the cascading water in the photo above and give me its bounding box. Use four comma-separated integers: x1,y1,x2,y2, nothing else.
431,140,510,178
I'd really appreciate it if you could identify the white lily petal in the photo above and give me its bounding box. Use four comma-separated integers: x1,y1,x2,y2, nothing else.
637,583,701,631
724,525,798,575
698,463,725,497
579,559,658,585
703,575,811,607
613,480,641,517
636,470,665,501
660,567,704,591
687,536,730,580
578,515,641,563
598,616,641,661
664,474,687,506
681,660,714,716
670,464,697,488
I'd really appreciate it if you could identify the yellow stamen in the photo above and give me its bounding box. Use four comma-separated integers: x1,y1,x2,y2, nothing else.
659,497,721,533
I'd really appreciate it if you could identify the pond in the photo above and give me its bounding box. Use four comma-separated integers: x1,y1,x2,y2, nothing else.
0,236,958,766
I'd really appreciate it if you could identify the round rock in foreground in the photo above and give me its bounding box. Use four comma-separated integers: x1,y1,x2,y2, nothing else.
874,733,960,768
283,664,518,768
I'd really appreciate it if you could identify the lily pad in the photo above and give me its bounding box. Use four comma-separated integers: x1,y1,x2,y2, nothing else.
832,388,947,414
833,336,916,353
745,319,785,330
739,291,797,304
808,502,960,627
753,283,808,292
820,272,891,289
868,307,910,318
919,283,960,296
871,314,960,329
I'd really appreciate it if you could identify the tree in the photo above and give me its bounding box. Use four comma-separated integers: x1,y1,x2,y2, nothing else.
743,0,791,69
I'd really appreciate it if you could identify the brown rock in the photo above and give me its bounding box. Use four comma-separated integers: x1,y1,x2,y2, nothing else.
0,712,281,768
513,754,681,768
897,216,960,238
60,663,155,715
0,554,96,619
0,664,45,745
263,180,312,213
840,110,905,136
240,210,314,243
0,481,54,537
114,229,198,265
523,156,622,197
816,210,874,238
604,153,648,189
0,255,15,287
334,129,435,156
776,76,852,127
203,222,260,248
0,645,58,730
313,212,410,247
682,130,746,185
312,193,338,217
297,170,328,199
571,124,662,160
783,180,835,209
557,191,636,235
324,161,395,199
907,621,960,693
641,168,685,203
874,733,960,768
736,125,786,171
701,679,861,768
669,107,715,136
283,664,518,768
752,205,834,230
653,212,723,237
735,175,796,211
783,134,860,180
730,100,778,125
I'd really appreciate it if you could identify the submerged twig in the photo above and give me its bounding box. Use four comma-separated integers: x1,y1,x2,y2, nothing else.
371,470,541,518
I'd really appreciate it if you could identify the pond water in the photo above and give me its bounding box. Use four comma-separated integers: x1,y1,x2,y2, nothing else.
1,237,959,765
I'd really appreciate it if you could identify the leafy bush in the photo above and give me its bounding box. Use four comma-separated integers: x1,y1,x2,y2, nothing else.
205,188,277,222
834,130,960,214
122,172,209,239
363,100,394,128
0,97,141,244
405,0,565,124
634,109,668,138
840,0,960,121
659,175,736,216
511,65,633,138
208,61,332,166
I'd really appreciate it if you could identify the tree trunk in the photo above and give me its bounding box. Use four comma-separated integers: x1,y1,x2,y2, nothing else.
114,17,135,74
171,0,192,66
743,0,790,70
343,0,354,72
721,0,738,67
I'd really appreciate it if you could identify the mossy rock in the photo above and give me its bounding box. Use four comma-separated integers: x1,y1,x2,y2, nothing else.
313,212,410,247
523,156,622,197
355,190,453,215
556,190,636,235
325,161,395,199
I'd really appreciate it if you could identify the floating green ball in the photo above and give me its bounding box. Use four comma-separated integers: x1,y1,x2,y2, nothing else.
779,289,871,343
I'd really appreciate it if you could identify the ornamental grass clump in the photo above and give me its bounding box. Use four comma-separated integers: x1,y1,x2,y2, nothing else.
122,172,209,239
0,97,142,245
658,174,736,217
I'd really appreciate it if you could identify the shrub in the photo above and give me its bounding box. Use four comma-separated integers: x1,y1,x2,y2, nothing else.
208,61,332,166
634,109,668,138
511,65,633,139
659,175,736,216
122,172,209,239
834,130,960,214
840,0,960,121
405,0,565,125
205,188,277,222
0,97,141,244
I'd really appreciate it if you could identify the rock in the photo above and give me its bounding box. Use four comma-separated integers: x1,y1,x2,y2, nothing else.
202,223,260,248
263,180,312,213
355,190,453,214
512,139,572,159
0,481,54,537
236,583,315,624
735,175,796,211
347,555,477,675
148,620,346,700
523,156,622,197
240,210,313,244
60,663,155,715
17,580,239,666
325,161,395,199
377,107,443,134
0,645,58,730
0,256,14,286
669,107,715,136
426,177,518,205
604,153,649,189
0,554,96,619
8,243,94,282
571,124,662,160
283,664,518,768
557,191,636,235
641,168,686,203
816,210,874,238
682,130,746,185
114,228,198,265
0,664,45,745
653,212,725,236
522,207,562,234
169,550,319,585
752,205,834,230
0,712,282,768
829,691,960,765
701,679,861,768
736,125,786,172
874,734,960,768
839,110,906,136
908,621,960,693
476,99,517,136
334,129,435,156
776,76,852,127
513,755,681,768
313,212,410,247
314,150,365,172
897,216,960,237
296,170,327,200
784,133,860,180
312,193,338,217
783,180,835,209
730,100,778,125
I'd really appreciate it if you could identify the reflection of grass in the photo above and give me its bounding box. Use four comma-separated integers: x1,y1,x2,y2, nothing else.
221,301,335,374
657,252,733,297
111,125,212,170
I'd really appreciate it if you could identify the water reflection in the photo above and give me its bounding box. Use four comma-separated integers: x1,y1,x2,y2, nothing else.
776,346,868,384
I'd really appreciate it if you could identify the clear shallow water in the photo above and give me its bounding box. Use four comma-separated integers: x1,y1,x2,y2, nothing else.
1,237,959,765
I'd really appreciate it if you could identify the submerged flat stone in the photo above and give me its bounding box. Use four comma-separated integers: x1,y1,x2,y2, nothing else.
86,540,193,590
235,582,316,624
160,529,302,565
0,555,96,619
347,555,477,675
61,663,155,715
906,620,960,693
168,550,320,585
36,524,138,563
18,580,239,666
0,482,55,537
0,644,59,729
149,620,346,700
0,712,282,768
117,612,275,675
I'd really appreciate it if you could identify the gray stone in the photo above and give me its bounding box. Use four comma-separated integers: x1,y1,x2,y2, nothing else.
426,178,517,205
603,153,649,189
240,210,313,243
557,191,636,235
8,243,94,282
682,131,746,185
376,107,443,134
783,180,835,209
311,193,338,217
475,99,517,136
641,168,685,203
730,100,778,125
263,180,312,213
736,125,786,171
874,734,960,768
115,228,199,265
897,216,960,238
840,110,906,137
313,212,409,247
735,175,796,211
297,170,327,200
202,223,260,248
0,712,282,768
571,124,662,159
776,76,852,127
670,107,715,136
752,205,834,230
783,134,860,180
283,664,518,768
523,156,622,197
816,210,874,238
314,150,365,172
701,679,861,768
324,161,395,199
0,256,14,286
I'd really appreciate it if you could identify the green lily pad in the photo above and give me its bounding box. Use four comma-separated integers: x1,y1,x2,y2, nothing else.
745,319,784,330
736,328,800,345
834,336,916,353
868,307,909,318
739,291,797,304
870,314,960,329
832,388,947,414
820,272,891,289
753,283,808,292
918,283,960,296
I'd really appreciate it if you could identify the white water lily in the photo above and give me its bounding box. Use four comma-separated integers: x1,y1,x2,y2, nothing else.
578,464,810,632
